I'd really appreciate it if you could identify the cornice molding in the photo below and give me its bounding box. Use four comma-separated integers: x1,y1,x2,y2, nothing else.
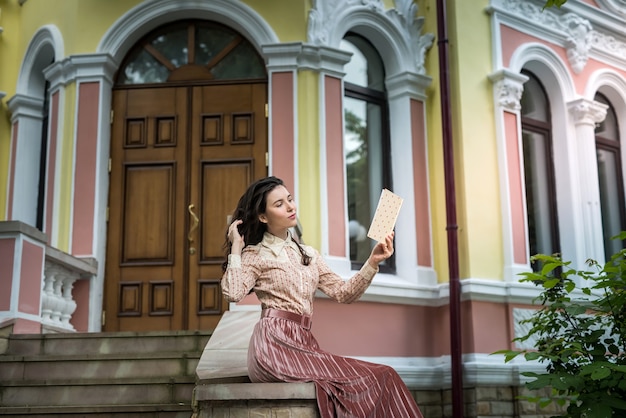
307,0,434,75
488,0,626,74
6,93,44,121
43,53,117,91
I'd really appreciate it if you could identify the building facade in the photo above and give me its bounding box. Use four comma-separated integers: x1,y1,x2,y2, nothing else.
1,0,625,404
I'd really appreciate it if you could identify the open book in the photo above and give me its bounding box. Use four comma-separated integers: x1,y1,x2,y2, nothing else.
367,189,403,243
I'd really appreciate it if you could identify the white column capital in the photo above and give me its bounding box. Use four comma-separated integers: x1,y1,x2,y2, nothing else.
488,69,529,112
568,98,607,127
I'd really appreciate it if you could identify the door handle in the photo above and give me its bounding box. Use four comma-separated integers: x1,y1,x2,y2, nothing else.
188,204,199,255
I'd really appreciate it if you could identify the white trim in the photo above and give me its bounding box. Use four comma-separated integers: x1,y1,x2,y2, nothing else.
308,0,436,288
488,69,530,281
586,69,626,224
315,275,544,307
353,353,545,389
6,94,45,227
97,0,279,63
16,24,64,96
488,0,626,75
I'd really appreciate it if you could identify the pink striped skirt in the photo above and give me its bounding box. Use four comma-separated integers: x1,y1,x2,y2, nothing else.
247,308,423,418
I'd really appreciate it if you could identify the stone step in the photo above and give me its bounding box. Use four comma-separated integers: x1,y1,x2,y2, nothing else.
0,352,200,381
0,404,193,417
0,330,212,416
0,378,195,407
5,330,211,356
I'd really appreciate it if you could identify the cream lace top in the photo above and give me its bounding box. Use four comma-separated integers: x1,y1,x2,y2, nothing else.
222,232,378,316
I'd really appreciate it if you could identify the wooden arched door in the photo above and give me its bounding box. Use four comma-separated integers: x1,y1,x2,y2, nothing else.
104,21,267,332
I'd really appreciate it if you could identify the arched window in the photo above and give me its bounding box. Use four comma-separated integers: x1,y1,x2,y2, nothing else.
36,79,51,231
340,34,393,272
594,93,626,260
117,20,266,85
520,70,560,268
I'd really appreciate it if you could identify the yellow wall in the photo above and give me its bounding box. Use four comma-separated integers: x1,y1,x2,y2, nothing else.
448,0,503,280
296,70,322,250
0,1,24,219
56,83,75,253
418,0,503,282
2,0,506,280
417,0,449,283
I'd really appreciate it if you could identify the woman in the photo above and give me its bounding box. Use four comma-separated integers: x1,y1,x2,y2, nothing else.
221,176,423,418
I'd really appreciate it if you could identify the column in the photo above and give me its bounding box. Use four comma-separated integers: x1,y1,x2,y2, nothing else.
489,69,529,281
568,98,607,263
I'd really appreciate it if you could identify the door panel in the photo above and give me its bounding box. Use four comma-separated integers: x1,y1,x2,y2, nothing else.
106,87,188,331
187,84,267,330
105,83,267,332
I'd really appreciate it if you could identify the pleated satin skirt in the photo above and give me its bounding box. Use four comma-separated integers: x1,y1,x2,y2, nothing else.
247,309,424,418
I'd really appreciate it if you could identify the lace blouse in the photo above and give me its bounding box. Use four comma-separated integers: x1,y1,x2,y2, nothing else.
222,232,378,315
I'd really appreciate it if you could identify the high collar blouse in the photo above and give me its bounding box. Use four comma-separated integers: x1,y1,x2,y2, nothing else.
222,232,378,316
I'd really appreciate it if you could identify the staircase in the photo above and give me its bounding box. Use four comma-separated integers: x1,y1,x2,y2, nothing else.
0,330,212,417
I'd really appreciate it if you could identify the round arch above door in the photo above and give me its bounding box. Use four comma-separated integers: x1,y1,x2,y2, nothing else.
105,20,268,332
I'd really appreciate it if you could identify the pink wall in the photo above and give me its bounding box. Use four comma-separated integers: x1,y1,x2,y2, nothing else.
411,100,432,267
18,240,43,315
324,76,346,257
501,25,626,95
70,279,90,332
464,300,513,353
7,121,18,220
504,112,527,264
13,318,41,334
45,92,60,241
311,298,521,357
0,239,16,310
72,82,99,256
270,72,295,190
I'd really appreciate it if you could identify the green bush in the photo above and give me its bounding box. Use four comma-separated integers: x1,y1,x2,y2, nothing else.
495,232,626,418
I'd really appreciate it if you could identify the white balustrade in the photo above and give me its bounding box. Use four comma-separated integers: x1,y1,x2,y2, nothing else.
43,246,97,333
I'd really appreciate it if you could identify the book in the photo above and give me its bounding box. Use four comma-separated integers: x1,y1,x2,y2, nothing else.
367,189,403,243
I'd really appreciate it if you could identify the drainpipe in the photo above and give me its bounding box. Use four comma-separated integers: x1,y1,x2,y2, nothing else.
436,0,463,416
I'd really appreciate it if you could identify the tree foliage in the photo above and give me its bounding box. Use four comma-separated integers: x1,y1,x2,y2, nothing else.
543,0,568,8
495,232,626,418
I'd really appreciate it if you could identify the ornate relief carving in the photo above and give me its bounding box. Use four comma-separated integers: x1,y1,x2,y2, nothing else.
512,308,537,350
489,69,528,112
568,98,607,127
496,0,626,74
589,31,626,61
307,0,434,74
562,14,593,74
496,78,524,111
596,0,626,18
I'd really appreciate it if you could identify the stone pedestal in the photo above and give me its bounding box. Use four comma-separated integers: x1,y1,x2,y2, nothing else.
193,310,318,417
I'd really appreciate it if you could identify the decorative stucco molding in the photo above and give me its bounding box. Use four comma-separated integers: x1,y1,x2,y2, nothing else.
512,308,537,350
307,0,434,74
596,0,626,18
489,69,529,112
490,0,626,75
567,97,608,127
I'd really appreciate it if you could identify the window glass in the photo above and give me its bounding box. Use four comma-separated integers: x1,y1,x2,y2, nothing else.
117,21,265,85
522,131,556,257
119,48,170,84
520,71,560,269
341,35,392,271
211,42,267,80
151,26,189,67
594,93,625,260
521,76,549,123
195,26,236,66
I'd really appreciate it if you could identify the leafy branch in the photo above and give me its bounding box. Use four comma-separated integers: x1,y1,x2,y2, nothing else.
495,232,626,418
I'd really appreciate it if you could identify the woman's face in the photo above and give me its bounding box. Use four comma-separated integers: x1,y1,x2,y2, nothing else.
260,185,297,238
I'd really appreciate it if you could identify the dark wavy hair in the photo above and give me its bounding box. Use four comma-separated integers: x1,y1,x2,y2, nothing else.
222,176,311,271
